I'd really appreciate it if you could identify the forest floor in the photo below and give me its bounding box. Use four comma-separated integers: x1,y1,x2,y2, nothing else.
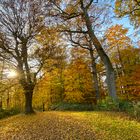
0,111,140,140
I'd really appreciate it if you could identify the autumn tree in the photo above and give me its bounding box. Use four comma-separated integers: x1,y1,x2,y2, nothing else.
50,0,117,100
105,25,131,97
33,27,67,110
105,25,140,100
64,47,95,103
68,32,100,99
105,25,131,75
131,64,140,100
0,0,53,114
117,47,140,100
115,0,140,28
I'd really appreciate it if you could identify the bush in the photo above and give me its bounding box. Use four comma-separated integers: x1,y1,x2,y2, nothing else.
95,98,140,120
133,101,140,118
118,100,133,112
118,100,140,118
0,108,20,119
49,102,93,111
95,97,119,111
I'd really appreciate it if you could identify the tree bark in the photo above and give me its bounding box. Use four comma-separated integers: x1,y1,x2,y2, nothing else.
7,91,10,109
81,4,117,100
89,49,100,99
42,102,45,112
24,88,34,114
25,90,34,114
0,97,2,110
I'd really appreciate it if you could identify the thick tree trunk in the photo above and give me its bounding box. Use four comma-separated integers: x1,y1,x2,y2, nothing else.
7,91,10,109
81,6,117,100
42,102,45,111
0,97,2,110
18,64,35,114
24,87,34,114
89,49,100,99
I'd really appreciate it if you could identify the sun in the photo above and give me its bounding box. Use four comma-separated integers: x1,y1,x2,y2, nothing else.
8,70,17,78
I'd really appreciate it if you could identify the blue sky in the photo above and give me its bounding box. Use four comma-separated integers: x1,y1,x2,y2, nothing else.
114,17,134,35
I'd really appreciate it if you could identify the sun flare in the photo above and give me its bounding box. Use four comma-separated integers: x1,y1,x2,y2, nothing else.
8,70,17,78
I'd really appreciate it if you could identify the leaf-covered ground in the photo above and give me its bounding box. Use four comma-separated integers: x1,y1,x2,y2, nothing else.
0,111,140,140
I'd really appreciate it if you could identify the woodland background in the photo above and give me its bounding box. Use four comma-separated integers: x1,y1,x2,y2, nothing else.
0,0,140,117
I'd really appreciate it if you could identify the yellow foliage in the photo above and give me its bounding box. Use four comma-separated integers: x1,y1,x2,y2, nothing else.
64,91,84,103
115,0,140,27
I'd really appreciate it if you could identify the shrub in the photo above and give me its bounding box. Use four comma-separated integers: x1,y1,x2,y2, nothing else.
95,98,140,120
95,97,119,111
0,108,20,119
118,100,133,113
49,102,93,111
133,101,140,118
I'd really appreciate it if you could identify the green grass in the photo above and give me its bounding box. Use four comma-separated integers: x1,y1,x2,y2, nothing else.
78,111,140,140
0,111,139,140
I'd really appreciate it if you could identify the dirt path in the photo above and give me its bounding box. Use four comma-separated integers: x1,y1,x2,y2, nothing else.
0,111,140,140
0,112,95,140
